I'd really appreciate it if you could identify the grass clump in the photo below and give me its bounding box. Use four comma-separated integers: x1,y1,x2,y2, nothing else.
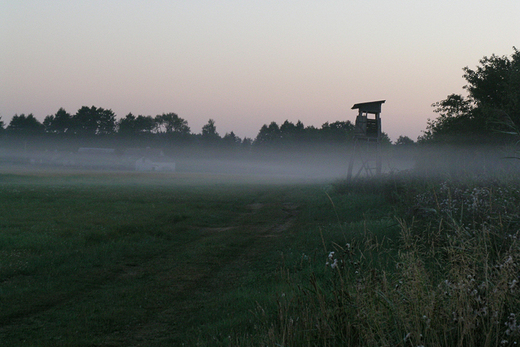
258,174,520,347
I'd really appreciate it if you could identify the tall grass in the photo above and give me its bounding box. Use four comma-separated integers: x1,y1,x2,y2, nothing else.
254,173,520,346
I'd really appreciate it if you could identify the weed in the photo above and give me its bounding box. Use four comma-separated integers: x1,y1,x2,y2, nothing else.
262,174,520,346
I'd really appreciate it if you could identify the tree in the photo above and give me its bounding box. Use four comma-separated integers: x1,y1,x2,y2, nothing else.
71,106,116,137
155,113,190,134
6,114,44,135
254,122,280,145
118,114,155,136
380,132,392,147
421,94,475,142
321,120,354,142
394,135,415,146
117,113,137,135
43,108,72,134
222,131,241,147
279,120,304,142
241,137,253,148
97,108,117,135
425,48,520,143
463,48,520,117
201,119,219,139
135,115,155,134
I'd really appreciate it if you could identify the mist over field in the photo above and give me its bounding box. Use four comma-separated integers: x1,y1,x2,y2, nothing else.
0,139,417,181
3,137,520,183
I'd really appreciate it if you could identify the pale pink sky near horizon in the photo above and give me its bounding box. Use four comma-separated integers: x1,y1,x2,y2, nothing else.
1,1,519,141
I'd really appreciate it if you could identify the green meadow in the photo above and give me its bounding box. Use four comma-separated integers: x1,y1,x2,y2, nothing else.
2,169,520,346
0,170,392,346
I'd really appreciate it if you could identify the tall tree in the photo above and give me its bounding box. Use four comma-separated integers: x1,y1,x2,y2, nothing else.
425,48,520,143
43,108,72,134
155,113,190,134
254,121,280,145
6,114,44,135
201,119,219,139
421,94,475,142
135,115,155,134
117,113,137,136
97,108,117,135
321,120,354,142
279,120,305,142
463,48,520,115
394,135,415,146
71,106,116,136
222,131,241,147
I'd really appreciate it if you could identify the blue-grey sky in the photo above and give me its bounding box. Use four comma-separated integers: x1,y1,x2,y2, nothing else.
1,1,518,141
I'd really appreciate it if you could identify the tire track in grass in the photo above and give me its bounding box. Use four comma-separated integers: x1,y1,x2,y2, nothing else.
0,188,303,345
107,199,300,345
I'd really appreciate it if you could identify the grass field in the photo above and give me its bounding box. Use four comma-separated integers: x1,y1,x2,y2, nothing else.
0,169,395,346
3,168,520,346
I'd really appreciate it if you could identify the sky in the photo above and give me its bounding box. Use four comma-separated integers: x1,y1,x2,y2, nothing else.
1,1,519,141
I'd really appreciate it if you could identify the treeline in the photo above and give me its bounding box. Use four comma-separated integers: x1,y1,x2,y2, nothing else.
0,106,397,150
4,47,517,151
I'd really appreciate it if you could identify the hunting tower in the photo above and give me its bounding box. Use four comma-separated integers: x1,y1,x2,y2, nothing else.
347,100,385,181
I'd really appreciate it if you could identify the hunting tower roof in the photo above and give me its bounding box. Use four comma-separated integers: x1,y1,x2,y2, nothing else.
351,100,386,114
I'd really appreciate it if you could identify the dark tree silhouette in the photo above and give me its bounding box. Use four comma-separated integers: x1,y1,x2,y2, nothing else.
321,120,354,142
117,113,137,135
155,113,190,134
201,119,219,138
135,115,155,134
424,48,520,143
118,114,155,136
421,94,475,142
71,106,116,137
254,121,281,145
394,135,415,146
463,48,520,117
222,131,241,147
43,108,72,134
6,114,44,135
